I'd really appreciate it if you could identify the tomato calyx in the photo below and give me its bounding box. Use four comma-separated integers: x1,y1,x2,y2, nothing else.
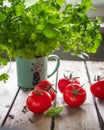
43,84,56,92
94,75,104,81
64,73,79,82
66,84,82,95
35,80,57,101
26,88,52,113
39,83,57,93
63,83,86,107
66,83,86,96
33,89,44,95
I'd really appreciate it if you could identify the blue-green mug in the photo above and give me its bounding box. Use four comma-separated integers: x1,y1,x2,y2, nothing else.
16,55,60,89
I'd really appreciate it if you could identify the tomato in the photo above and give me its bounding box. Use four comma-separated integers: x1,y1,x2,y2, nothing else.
35,80,56,101
90,80,104,99
58,78,71,93
26,90,52,113
63,84,86,107
58,77,80,93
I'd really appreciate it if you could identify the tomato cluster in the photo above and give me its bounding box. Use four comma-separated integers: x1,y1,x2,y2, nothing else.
58,75,80,93
58,75,104,107
26,80,56,114
26,75,104,114
58,77,87,107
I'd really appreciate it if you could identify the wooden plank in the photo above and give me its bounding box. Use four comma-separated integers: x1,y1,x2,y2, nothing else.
86,61,104,122
0,62,19,125
3,61,57,130
54,60,100,130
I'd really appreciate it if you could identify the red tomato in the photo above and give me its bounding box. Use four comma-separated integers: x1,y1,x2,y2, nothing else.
26,90,52,113
58,78,80,93
90,80,104,99
63,84,86,107
35,80,56,101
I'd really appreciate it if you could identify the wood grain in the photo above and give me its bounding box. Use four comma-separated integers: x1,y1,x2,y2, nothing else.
3,89,52,130
3,61,57,130
54,60,100,130
0,61,103,130
86,61,104,122
0,62,19,125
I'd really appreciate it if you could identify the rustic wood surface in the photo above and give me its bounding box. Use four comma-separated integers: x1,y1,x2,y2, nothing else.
0,60,104,130
86,61,104,129
0,62,19,125
54,61,101,130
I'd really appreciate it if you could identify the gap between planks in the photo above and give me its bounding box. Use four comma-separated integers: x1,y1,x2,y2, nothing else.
84,61,104,130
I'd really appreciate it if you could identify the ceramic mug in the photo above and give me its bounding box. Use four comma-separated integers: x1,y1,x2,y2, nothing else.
16,55,60,89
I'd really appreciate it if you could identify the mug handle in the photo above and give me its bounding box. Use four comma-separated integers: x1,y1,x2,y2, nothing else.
47,54,60,78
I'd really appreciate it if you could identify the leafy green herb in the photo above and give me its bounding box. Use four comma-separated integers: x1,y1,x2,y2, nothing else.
0,57,8,66
0,73,9,83
46,107,63,116
0,0,102,82
0,0,3,5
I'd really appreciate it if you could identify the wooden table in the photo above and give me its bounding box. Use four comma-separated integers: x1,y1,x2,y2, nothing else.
0,60,104,130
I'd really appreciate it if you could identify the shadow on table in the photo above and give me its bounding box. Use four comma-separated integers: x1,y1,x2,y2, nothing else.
0,127,31,130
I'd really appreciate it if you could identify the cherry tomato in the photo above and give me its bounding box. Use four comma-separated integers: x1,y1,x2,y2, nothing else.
58,78,71,93
90,80,104,99
26,90,52,113
63,84,86,107
58,77,80,93
35,80,56,101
